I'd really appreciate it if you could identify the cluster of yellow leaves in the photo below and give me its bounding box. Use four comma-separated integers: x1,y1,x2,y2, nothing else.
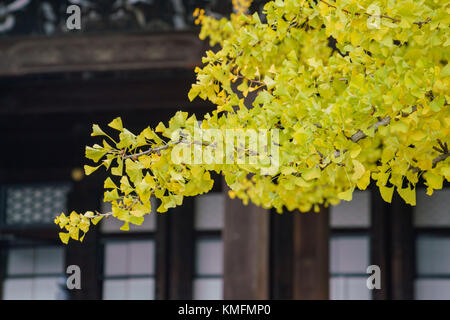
232,0,253,14
188,0,449,212
55,211,103,244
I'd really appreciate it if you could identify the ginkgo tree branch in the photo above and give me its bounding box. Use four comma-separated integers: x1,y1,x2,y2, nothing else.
55,0,449,244
433,152,450,167
323,104,448,172
123,140,181,160
409,140,450,172
122,134,270,164
349,116,391,143
332,114,394,159
411,149,449,173
333,107,448,171
415,139,449,170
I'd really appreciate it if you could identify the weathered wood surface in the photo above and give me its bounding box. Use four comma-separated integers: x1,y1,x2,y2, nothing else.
0,32,205,77
223,183,270,299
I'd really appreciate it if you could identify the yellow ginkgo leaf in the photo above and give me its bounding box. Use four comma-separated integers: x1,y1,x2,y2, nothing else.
108,117,123,131
424,172,443,190
338,187,354,201
91,215,103,225
91,124,106,137
59,232,70,245
104,177,118,189
303,167,320,181
379,186,394,203
357,170,371,190
397,187,416,206
351,159,365,181
120,222,130,231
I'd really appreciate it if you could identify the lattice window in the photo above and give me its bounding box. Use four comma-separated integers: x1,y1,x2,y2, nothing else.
415,235,450,299
329,190,372,300
193,193,224,300
330,235,371,300
414,188,450,227
330,191,371,228
102,240,156,300
2,246,67,300
3,183,71,226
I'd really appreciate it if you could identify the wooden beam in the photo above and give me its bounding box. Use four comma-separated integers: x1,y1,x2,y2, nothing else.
292,208,329,300
0,108,212,173
0,73,210,116
0,32,205,77
223,183,270,299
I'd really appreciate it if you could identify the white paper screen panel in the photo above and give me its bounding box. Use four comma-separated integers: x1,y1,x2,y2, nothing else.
414,188,450,227
103,240,155,300
330,235,371,300
330,277,371,300
194,237,223,300
35,247,65,274
7,248,33,275
330,236,370,274
3,277,65,300
7,247,64,275
416,235,450,275
193,279,223,300
195,239,223,276
194,193,224,231
3,246,65,300
3,279,33,300
415,280,450,300
193,193,224,299
330,191,370,228
103,278,155,300
104,240,155,276
415,235,450,299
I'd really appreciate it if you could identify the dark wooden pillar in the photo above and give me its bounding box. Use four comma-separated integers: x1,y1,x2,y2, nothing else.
0,239,6,299
223,185,270,299
389,193,414,300
270,211,293,299
155,213,169,300
0,187,5,299
370,186,390,299
371,187,415,300
292,208,329,300
65,178,101,300
167,198,195,299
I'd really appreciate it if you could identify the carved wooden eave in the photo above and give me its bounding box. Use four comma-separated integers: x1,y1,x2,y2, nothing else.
0,31,205,76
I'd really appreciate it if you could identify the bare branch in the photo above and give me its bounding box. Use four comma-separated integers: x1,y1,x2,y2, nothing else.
123,140,181,160
432,152,450,168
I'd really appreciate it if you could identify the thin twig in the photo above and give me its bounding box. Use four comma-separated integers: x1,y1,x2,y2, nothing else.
432,152,450,167
123,140,181,159
234,74,267,87
330,106,418,161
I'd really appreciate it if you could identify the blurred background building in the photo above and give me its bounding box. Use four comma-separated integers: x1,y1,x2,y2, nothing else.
0,0,449,300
